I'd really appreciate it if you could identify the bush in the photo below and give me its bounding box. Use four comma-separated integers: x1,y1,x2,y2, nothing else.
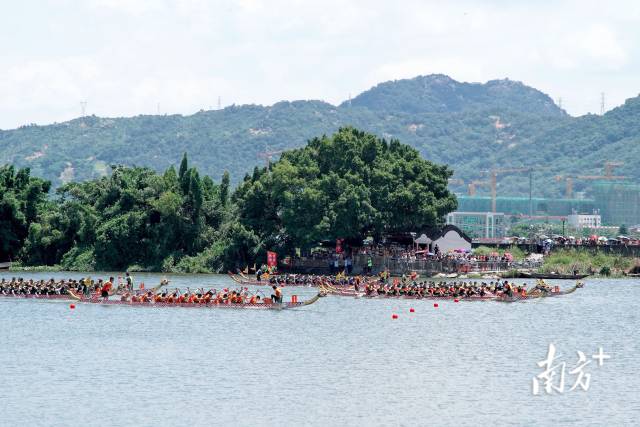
60,247,96,271
172,243,226,274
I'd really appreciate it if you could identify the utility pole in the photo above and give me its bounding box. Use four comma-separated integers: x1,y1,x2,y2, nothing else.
529,170,533,217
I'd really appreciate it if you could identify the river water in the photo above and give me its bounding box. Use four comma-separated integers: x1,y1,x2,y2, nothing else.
0,272,638,426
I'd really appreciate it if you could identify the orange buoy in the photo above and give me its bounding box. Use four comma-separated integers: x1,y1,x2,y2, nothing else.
69,304,75,309
409,308,415,313
433,303,438,308
392,314,398,319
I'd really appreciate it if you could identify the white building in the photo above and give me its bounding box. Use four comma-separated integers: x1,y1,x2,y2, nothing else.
567,211,601,228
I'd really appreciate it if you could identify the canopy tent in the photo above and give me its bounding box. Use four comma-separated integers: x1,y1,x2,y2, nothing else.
414,234,432,245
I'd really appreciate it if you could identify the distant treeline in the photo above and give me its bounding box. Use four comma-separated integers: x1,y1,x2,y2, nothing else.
0,127,457,272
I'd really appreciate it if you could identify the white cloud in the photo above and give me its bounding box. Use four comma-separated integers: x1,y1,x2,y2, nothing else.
1,0,639,128
88,0,163,15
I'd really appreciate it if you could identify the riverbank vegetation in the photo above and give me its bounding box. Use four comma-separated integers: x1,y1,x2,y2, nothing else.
539,249,636,277
1,127,456,273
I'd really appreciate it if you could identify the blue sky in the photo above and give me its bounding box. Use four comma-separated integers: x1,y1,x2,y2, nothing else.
1,0,639,129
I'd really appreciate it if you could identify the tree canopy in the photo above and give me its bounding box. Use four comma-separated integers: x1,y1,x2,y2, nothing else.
0,165,51,261
234,127,457,250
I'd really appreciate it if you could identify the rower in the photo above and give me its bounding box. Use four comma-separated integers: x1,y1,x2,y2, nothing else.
101,277,114,299
125,272,134,291
271,285,283,303
504,281,513,297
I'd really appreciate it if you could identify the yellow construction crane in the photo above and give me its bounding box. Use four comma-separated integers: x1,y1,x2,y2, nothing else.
604,161,624,178
555,161,626,198
481,168,533,213
467,180,490,197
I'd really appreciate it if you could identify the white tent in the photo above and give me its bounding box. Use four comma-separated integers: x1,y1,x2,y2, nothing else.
414,234,432,245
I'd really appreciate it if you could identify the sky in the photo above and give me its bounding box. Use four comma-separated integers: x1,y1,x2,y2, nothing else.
1,0,639,129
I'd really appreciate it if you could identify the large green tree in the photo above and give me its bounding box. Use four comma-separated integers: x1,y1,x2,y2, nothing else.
0,166,51,261
21,161,228,271
233,127,457,250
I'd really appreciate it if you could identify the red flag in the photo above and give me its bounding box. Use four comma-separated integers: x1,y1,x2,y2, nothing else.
267,251,277,267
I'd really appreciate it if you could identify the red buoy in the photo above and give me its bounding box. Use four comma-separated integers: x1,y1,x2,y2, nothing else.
454,299,459,303
392,314,398,319
69,304,76,309
409,308,415,313
433,303,438,308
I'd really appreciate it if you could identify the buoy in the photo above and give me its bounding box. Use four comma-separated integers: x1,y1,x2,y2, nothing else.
392,314,398,319
454,299,459,303
69,304,75,309
409,308,415,313
433,303,439,308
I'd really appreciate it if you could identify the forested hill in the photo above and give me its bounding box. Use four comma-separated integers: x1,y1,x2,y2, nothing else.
343,74,565,116
1,74,638,198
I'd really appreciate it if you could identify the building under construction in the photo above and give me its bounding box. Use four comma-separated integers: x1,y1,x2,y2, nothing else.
457,196,597,217
453,161,640,227
591,182,640,226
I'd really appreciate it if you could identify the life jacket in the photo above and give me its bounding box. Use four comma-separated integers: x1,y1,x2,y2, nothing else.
102,282,112,293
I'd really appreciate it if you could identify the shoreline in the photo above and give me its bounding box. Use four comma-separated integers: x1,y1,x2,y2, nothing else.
2,267,634,280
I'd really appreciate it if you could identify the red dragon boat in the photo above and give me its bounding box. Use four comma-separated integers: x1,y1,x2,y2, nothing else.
67,289,323,310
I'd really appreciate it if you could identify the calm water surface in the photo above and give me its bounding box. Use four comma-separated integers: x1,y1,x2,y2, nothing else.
0,272,638,426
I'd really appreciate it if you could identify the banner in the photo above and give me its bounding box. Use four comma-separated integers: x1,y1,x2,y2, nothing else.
267,251,277,267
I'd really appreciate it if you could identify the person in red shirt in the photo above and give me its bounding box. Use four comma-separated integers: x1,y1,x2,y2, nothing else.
101,277,114,298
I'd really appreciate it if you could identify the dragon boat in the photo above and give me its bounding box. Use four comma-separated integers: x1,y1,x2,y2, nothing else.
0,281,168,302
0,293,76,301
319,281,584,302
496,282,584,302
228,271,317,287
67,289,324,310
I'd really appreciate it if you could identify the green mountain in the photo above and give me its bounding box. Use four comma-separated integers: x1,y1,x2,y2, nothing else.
345,74,564,116
0,74,637,199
